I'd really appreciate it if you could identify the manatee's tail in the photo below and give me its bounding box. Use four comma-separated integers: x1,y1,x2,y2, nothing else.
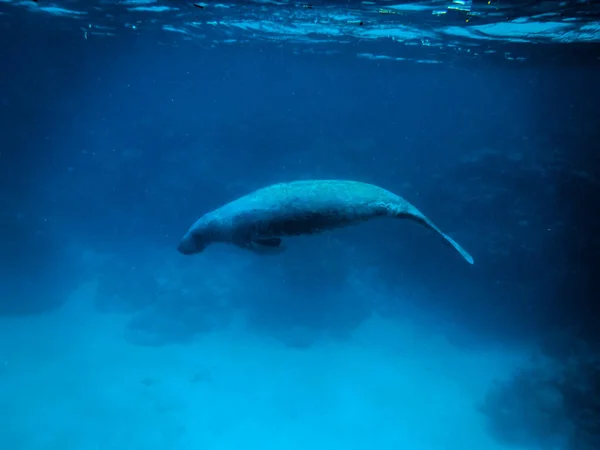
400,209,474,265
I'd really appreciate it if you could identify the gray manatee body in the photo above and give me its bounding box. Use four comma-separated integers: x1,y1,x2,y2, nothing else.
177,179,474,264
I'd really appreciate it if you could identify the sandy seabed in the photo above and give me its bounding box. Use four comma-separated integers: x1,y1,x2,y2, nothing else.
0,283,528,450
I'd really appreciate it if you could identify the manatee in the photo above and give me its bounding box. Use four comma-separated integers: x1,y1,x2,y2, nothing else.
177,179,474,264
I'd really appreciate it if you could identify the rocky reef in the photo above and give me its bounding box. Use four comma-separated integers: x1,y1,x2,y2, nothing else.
480,330,600,450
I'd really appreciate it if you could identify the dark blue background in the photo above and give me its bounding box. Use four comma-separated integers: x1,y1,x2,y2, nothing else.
1,20,599,347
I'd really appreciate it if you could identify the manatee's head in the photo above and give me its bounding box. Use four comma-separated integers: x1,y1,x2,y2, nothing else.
177,220,211,255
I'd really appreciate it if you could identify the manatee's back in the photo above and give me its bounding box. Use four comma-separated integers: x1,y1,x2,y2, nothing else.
206,179,405,228
256,180,405,212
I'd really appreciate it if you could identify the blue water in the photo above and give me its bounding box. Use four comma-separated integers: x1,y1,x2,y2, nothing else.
1,1,599,449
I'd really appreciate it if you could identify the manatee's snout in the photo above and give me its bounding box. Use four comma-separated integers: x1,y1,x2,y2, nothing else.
177,238,194,255
177,231,205,255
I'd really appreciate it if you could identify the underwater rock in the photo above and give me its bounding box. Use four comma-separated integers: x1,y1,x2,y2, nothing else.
123,286,232,347
481,332,600,450
479,368,571,448
94,260,160,313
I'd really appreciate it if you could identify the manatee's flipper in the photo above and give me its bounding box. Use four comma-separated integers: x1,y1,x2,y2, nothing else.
249,238,286,255
254,238,282,247
232,231,286,255
401,210,474,264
